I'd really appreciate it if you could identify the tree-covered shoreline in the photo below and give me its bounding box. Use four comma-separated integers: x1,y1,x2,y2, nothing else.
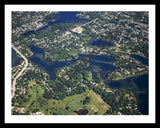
12,11,148,115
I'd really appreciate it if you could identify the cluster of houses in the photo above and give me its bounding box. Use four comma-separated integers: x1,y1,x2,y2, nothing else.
12,11,52,37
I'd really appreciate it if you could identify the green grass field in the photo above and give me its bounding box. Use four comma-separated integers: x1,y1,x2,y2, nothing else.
25,81,110,115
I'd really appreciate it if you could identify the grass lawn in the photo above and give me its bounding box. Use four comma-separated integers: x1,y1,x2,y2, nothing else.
84,90,110,115
25,81,110,115
26,81,45,109
60,89,110,115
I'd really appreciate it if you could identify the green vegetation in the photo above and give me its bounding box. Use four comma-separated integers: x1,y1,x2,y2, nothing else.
12,84,110,115
27,81,45,107
12,11,148,115
93,87,141,115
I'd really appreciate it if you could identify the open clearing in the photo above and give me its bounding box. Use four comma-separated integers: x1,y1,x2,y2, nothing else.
20,81,110,115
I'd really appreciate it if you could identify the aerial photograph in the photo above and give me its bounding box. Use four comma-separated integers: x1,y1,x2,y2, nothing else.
11,11,149,115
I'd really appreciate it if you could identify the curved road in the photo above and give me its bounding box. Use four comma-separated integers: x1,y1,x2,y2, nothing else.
11,45,28,99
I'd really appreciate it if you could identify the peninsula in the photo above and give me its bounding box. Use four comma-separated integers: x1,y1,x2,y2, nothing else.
11,11,148,115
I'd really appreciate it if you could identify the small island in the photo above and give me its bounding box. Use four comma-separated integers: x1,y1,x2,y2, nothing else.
11,11,148,115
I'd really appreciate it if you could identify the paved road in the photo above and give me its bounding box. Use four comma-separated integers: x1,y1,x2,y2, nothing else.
11,45,28,99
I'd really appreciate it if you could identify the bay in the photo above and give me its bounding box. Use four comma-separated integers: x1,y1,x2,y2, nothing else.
13,11,149,115
29,45,116,81
29,45,75,80
78,54,116,80
29,44,149,115
130,54,148,65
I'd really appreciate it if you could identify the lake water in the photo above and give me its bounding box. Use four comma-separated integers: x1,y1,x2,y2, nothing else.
29,45,75,80
29,45,116,81
28,44,148,114
130,54,148,65
78,54,116,80
12,11,149,115
91,39,113,47
15,11,89,66
52,11,88,24
27,11,116,81
12,49,22,67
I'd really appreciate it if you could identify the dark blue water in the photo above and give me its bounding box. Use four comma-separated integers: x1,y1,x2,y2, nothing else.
30,45,44,54
134,74,148,90
29,45,75,80
109,21,116,24
13,11,149,115
29,46,116,80
22,30,35,36
12,49,22,67
108,82,121,88
89,60,116,74
29,44,149,115
78,54,116,80
52,11,88,24
91,54,115,62
130,54,148,65
91,39,113,47
78,54,115,62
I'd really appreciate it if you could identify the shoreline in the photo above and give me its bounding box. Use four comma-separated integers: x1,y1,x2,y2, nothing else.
105,70,148,83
